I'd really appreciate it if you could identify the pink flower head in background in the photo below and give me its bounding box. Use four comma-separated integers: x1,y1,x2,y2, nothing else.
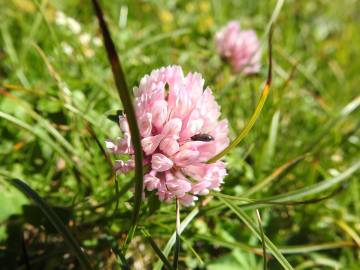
215,21,261,74
106,66,229,206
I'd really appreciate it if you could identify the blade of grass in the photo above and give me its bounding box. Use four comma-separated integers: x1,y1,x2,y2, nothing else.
256,160,360,203
194,234,263,255
220,197,294,270
180,236,204,265
86,124,113,169
0,24,30,87
91,0,144,230
208,25,273,163
196,235,354,255
141,229,174,270
264,0,285,38
245,154,307,196
173,199,180,270
260,110,280,171
0,111,72,165
124,28,190,58
9,179,93,270
112,244,130,270
256,210,267,270
214,182,346,208
304,95,360,153
336,220,360,248
221,160,359,206
154,207,199,270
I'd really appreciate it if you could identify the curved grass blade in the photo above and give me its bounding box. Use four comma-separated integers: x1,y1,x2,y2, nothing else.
244,154,307,196
258,160,360,203
208,25,273,163
86,124,113,169
141,229,174,270
214,182,346,209
91,0,144,228
220,198,294,270
336,220,360,248
154,207,199,270
256,210,267,270
9,179,93,270
196,235,354,255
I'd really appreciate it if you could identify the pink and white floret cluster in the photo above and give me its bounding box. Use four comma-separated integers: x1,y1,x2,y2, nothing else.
216,21,261,74
106,65,229,206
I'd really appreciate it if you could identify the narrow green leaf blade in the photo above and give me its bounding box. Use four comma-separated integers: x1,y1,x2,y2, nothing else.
220,197,294,270
10,179,93,270
91,0,144,227
154,207,199,270
141,229,174,270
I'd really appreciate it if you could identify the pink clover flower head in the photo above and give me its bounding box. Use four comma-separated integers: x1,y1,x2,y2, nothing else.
106,65,229,206
215,21,261,74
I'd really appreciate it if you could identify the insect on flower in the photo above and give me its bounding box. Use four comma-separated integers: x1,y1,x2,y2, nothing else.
106,65,229,206
191,133,214,142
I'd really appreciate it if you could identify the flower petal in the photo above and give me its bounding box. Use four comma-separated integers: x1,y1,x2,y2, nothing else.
151,153,174,172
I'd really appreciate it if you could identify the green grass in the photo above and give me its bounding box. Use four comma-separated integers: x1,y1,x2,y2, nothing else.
0,0,359,269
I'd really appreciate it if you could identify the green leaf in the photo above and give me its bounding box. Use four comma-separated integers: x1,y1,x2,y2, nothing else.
154,207,199,270
220,197,294,270
141,229,174,270
91,0,144,229
260,110,280,171
258,160,360,203
9,179,93,270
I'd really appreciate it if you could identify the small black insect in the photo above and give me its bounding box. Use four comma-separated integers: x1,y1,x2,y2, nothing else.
107,110,124,123
191,133,214,142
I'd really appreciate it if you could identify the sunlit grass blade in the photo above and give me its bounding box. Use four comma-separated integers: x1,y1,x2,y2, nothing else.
9,179,93,270
212,161,360,210
244,154,307,196
336,220,360,248
125,28,190,58
264,0,285,38
196,235,354,255
91,0,144,228
260,110,280,171
220,197,294,270
256,210,267,270
257,160,360,203
304,95,360,153
141,229,174,270
213,183,345,210
154,207,199,270
208,25,273,163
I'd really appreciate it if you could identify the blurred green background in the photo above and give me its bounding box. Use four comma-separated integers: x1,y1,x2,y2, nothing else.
0,0,359,269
